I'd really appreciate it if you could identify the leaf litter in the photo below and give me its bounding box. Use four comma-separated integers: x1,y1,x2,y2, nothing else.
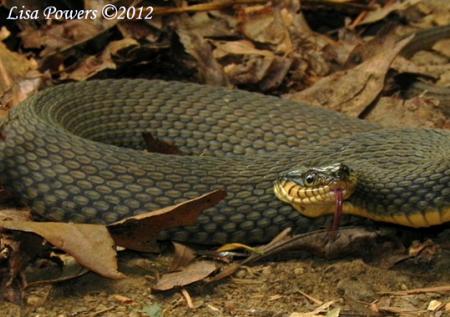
0,190,225,303
0,0,449,315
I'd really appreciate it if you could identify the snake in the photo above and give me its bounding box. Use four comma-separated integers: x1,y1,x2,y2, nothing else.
1,79,449,245
0,29,449,245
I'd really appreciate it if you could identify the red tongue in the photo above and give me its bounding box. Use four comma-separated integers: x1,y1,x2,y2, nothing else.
330,189,343,236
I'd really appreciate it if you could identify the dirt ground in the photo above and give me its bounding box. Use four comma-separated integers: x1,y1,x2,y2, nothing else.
1,228,450,317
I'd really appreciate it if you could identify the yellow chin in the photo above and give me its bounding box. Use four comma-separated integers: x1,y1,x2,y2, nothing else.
273,180,353,217
274,183,450,228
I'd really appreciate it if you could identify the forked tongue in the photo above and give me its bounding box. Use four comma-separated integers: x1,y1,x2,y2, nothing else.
329,189,343,237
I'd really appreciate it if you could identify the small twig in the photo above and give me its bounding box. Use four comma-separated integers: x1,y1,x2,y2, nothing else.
152,0,268,16
297,289,323,305
180,288,194,308
92,306,116,316
379,285,450,296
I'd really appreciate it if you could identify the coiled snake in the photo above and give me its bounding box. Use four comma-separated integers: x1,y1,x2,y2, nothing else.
0,79,449,244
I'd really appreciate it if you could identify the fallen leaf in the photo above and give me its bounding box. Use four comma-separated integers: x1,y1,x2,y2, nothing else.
350,0,421,28
176,15,229,86
366,96,446,128
427,299,443,311
240,4,293,51
19,20,104,57
111,294,134,304
213,40,274,58
25,255,88,287
108,189,226,252
434,39,450,58
153,261,217,291
286,34,414,117
173,0,329,90
216,243,263,254
0,73,44,110
61,38,139,81
0,209,32,222
0,41,37,97
0,26,10,41
0,215,45,303
169,242,197,272
143,132,183,155
391,56,444,78
344,23,399,69
0,221,123,279
117,20,162,42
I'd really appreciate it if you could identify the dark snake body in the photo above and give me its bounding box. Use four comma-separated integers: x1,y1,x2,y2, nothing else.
0,80,449,244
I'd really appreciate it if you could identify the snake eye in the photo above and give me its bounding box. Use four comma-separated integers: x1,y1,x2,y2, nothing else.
304,173,316,186
338,164,350,178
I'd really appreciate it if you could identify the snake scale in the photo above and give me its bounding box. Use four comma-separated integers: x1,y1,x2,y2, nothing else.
0,79,449,244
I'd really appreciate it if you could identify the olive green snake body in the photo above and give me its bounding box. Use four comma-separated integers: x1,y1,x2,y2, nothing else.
0,79,449,244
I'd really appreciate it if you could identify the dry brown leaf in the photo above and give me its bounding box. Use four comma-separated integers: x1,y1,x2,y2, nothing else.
206,262,242,284
117,21,161,42
0,26,10,41
19,20,104,56
434,39,450,58
61,38,138,81
241,7,291,49
366,96,447,128
0,232,36,303
242,0,330,86
169,242,197,272
143,132,183,155
0,209,32,222
177,11,237,38
213,40,274,58
286,35,414,117
0,221,123,279
172,0,329,90
25,255,88,287
391,56,444,79
111,294,133,304
0,209,46,303
176,16,229,86
1,231,43,279
108,190,226,252
350,0,422,28
211,40,293,89
153,261,217,291
0,41,37,98
0,74,44,110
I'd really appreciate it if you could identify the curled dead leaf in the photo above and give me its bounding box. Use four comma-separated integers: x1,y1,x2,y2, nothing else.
108,189,226,252
61,38,139,81
286,34,414,117
0,221,123,279
169,242,197,272
0,42,37,98
153,261,217,291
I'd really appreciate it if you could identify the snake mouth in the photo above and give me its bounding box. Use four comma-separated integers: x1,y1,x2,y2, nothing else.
273,163,357,217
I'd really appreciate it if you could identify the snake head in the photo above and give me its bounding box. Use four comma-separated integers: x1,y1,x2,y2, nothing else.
273,163,357,217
